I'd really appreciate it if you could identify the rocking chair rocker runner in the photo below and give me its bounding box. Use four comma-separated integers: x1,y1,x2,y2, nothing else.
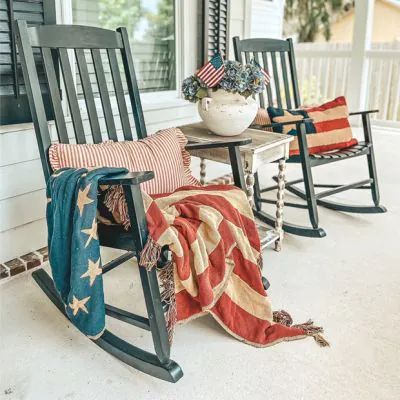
233,37,387,238
15,21,252,383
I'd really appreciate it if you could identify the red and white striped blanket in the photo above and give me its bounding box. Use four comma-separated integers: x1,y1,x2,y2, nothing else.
108,184,328,347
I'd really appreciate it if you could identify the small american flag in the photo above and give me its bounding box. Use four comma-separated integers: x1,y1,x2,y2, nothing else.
253,60,271,84
197,53,224,87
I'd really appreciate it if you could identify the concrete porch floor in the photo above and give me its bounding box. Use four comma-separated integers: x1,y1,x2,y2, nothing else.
1,128,399,400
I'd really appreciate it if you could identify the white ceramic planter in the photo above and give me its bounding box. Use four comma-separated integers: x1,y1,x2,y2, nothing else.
198,89,258,136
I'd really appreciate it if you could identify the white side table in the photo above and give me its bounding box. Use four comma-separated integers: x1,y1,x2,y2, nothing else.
180,122,293,251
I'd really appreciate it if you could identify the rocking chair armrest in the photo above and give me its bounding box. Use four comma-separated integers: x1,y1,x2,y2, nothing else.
250,118,313,131
185,138,252,151
349,109,379,116
98,171,155,186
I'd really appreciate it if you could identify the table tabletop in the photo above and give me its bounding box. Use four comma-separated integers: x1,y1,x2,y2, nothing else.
180,122,293,154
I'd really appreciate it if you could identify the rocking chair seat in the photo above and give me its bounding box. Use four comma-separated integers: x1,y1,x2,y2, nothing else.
309,141,371,160
287,142,371,164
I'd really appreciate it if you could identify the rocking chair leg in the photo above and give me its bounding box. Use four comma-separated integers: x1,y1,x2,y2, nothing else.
253,172,262,212
32,268,183,382
124,184,172,364
229,145,246,190
281,178,387,213
362,113,381,207
253,208,326,238
297,122,320,229
254,123,326,238
139,267,171,363
262,276,270,291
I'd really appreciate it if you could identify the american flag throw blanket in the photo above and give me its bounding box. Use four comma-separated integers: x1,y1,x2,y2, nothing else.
114,185,329,348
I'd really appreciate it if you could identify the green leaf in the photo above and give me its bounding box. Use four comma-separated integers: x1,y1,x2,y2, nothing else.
196,87,208,99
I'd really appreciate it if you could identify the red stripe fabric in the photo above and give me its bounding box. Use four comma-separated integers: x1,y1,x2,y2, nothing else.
305,95,347,112
211,293,304,345
313,117,351,133
139,185,327,348
197,62,212,77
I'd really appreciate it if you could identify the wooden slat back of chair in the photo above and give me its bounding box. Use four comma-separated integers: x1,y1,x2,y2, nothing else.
233,37,301,110
15,21,147,182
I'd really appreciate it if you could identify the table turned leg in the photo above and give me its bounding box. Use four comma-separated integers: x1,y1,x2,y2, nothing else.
200,157,206,185
275,159,286,251
245,170,255,207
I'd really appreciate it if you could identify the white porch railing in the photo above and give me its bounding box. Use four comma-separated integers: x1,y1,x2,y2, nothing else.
294,42,400,126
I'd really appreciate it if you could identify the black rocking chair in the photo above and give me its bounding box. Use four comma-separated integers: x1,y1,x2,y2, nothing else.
15,21,252,382
233,37,387,238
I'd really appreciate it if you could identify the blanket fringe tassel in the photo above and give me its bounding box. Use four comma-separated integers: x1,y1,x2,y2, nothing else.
157,261,177,344
140,236,177,344
104,186,130,230
273,310,330,347
139,236,162,271
257,254,263,271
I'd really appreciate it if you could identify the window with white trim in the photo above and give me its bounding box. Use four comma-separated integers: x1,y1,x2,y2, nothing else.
71,0,176,94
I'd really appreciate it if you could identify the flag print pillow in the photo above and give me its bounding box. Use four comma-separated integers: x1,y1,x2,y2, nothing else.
267,96,358,156
49,127,200,195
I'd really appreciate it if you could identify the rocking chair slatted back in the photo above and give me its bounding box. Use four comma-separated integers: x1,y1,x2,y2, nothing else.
233,37,301,110
15,21,146,182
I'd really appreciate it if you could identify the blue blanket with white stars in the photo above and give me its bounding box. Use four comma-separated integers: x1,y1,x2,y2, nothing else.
46,167,127,338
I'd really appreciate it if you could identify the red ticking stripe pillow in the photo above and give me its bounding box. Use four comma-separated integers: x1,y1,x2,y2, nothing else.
49,127,200,195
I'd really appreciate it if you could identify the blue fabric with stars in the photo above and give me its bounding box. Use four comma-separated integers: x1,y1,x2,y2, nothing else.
210,53,224,69
46,167,127,338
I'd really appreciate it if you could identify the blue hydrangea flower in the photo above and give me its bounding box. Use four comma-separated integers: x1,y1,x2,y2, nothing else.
182,75,206,103
245,60,266,94
182,58,269,102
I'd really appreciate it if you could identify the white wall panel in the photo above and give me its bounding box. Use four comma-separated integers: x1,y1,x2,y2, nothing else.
0,219,47,263
0,190,46,233
250,0,284,39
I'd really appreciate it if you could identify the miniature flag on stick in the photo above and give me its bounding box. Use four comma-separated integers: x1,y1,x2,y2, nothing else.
253,59,271,84
197,53,224,87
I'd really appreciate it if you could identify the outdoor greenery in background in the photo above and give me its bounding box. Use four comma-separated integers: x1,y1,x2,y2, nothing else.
284,0,347,42
146,0,175,40
98,0,143,35
72,0,175,92
98,0,174,40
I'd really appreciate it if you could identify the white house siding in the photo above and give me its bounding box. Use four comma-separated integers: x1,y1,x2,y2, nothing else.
228,0,247,55
0,0,262,263
249,0,284,39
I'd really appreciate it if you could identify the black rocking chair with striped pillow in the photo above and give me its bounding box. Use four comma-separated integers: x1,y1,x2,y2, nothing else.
233,36,387,238
15,21,253,382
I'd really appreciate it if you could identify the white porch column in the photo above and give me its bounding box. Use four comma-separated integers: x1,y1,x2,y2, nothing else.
347,0,375,112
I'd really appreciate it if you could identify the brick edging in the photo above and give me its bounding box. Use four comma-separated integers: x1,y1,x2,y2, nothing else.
0,247,48,281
